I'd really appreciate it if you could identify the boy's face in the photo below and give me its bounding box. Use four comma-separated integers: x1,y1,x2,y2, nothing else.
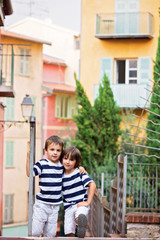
45,143,62,164
62,154,76,174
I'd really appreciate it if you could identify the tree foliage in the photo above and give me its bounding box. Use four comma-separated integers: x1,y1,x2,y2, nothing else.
146,36,160,163
72,73,121,173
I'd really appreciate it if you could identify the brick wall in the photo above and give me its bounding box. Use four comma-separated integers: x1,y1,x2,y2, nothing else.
125,212,160,238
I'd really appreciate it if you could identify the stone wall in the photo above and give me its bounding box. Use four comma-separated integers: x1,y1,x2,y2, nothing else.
125,212,160,238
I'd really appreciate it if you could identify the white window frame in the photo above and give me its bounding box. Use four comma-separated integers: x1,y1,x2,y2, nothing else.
19,48,30,76
115,59,138,84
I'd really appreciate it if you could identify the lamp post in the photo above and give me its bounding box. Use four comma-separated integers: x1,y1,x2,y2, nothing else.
21,94,36,236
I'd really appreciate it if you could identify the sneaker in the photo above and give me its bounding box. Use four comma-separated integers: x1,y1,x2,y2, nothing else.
77,214,87,238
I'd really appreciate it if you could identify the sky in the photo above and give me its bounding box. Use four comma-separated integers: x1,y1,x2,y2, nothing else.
4,0,81,32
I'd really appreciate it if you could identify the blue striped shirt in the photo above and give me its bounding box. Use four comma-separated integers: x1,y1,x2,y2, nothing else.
62,168,93,210
33,159,64,205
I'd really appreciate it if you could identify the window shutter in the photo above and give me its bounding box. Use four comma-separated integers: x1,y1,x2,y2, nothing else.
55,95,61,117
4,194,13,223
5,141,14,167
139,57,151,84
69,97,77,118
100,58,113,84
19,48,30,76
5,98,15,121
94,84,100,101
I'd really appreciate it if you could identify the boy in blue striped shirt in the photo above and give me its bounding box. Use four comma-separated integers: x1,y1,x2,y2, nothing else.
62,146,96,238
26,135,64,237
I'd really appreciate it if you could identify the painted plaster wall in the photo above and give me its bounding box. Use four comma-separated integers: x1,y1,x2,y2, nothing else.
1,35,43,224
43,63,66,84
43,94,76,146
6,17,80,88
80,0,160,104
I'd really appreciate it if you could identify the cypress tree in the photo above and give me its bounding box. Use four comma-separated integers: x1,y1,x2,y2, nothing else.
146,36,160,163
72,73,121,173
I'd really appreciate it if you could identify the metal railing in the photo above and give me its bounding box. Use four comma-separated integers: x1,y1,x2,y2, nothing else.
89,155,160,237
0,44,14,87
95,12,153,38
126,163,160,212
111,83,150,108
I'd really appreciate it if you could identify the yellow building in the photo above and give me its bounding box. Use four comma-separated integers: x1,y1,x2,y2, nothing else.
80,0,160,136
0,30,50,233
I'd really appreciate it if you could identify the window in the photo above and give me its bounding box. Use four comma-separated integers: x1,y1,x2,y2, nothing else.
116,59,138,84
5,97,15,121
5,141,14,168
55,95,77,119
19,48,30,76
115,0,139,34
4,194,14,224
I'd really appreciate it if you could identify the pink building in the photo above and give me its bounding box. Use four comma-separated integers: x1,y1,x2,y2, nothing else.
42,55,77,148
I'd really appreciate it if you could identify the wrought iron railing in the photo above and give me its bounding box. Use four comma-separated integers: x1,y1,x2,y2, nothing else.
126,163,160,212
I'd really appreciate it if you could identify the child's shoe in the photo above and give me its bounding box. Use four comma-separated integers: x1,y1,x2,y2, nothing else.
77,214,87,238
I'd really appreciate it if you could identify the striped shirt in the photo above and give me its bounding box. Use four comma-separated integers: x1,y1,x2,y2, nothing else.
33,159,64,205
62,168,93,210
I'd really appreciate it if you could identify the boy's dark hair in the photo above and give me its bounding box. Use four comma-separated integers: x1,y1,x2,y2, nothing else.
45,135,64,151
62,146,81,168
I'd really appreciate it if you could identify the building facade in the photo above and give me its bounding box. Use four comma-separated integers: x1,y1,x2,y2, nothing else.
42,55,77,149
0,30,49,234
80,0,159,132
6,17,80,148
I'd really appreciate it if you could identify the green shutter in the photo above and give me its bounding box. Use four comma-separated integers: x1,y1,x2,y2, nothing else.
55,95,61,117
100,58,113,84
139,57,151,84
5,141,14,168
68,97,77,119
4,194,13,223
5,98,15,121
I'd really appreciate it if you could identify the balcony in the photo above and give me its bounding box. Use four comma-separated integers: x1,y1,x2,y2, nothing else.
111,83,150,108
95,12,153,39
0,44,15,97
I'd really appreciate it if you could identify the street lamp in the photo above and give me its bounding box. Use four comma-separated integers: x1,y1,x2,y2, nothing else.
21,94,36,237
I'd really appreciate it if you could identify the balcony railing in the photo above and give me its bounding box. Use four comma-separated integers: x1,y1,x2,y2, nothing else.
0,44,14,97
95,12,153,39
111,83,150,108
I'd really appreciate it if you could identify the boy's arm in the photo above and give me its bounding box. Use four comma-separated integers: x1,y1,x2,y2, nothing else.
26,151,30,177
77,181,96,207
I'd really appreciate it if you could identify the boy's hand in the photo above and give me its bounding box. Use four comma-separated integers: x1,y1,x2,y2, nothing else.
79,166,87,174
77,201,89,207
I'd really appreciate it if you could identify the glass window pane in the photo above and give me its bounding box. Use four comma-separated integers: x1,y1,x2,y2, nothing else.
129,70,137,78
129,79,137,84
129,60,137,68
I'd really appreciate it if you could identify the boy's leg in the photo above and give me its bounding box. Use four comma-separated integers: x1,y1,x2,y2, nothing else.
75,206,90,238
32,201,47,237
64,205,77,236
43,205,59,237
